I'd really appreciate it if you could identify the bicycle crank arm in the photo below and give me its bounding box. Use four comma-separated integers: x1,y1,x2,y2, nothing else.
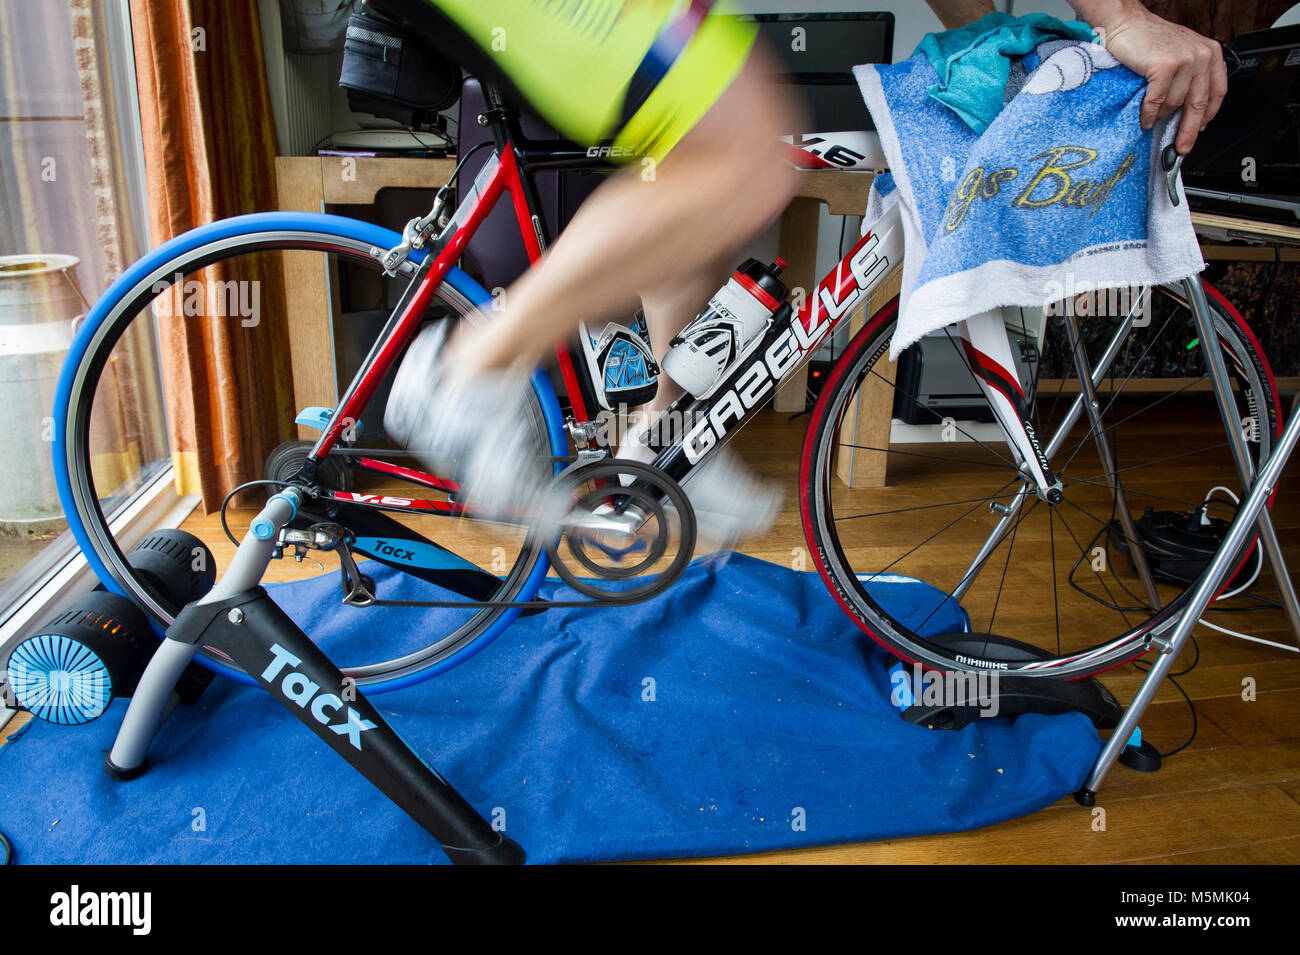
562,506,643,536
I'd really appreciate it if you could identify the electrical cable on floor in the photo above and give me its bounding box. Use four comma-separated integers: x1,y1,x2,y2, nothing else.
1196,485,1299,653
1065,485,1294,649
0,828,11,865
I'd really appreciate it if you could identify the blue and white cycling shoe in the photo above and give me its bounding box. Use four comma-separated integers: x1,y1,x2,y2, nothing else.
614,440,782,550
384,321,558,526
677,445,782,549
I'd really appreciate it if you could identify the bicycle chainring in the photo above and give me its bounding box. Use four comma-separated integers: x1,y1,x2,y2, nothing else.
545,459,696,603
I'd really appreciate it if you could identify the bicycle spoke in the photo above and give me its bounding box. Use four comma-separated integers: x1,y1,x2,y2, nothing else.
835,493,1016,522
986,494,1031,633
1092,308,1176,422
835,442,1014,471
852,478,1019,584
1057,372,1211,476
1052,505,1135,629
866,363,1017,468
1057,494,1120,533
1062,475,1208,511
1070,440,1231,486
909,496,1040,640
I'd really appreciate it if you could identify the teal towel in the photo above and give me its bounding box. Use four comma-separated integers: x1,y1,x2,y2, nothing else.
918,11,1095,133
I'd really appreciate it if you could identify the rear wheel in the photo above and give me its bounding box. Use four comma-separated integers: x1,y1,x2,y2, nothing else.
55,213,564,691
801,280,1279,679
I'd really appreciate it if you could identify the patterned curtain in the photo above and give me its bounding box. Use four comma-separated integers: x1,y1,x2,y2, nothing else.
130,0,295,510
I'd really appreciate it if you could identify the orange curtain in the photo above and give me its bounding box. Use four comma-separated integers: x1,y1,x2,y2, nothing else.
130,0,294,511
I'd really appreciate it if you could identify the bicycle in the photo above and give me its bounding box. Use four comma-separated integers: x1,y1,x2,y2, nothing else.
53,84,1281,694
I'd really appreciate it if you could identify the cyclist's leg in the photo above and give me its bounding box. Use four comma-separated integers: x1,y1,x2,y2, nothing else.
456,51,798,540
637,258,730,421
388,1,800,524
444,50,800,376
610,259,723,460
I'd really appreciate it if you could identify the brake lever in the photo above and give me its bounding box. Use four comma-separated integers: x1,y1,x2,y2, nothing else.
1161,143,1184,206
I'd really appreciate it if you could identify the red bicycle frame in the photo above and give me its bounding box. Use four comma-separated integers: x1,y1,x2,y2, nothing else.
296,89,1039,516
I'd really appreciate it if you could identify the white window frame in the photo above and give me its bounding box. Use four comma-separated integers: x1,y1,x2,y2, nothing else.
1,0,197,725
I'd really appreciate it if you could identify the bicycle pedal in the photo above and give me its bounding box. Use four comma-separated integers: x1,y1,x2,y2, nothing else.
563,505,644,537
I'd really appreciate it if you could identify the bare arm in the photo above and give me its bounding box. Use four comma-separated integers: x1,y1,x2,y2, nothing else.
925,0,995,31
925,0,1227,153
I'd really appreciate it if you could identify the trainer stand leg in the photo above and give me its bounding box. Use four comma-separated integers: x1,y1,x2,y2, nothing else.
105,490,300,778
1077,403,1300,804
103,640,197,779
1185,277,1300,646
106,489,524,865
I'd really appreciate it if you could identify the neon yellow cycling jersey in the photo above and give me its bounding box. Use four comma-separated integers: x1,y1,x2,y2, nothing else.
427,0,757,161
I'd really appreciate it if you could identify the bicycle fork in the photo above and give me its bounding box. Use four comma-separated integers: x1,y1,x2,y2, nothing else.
956,300,1162,610
959,310,1061,502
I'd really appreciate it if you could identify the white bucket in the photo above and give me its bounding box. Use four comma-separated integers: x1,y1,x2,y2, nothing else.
0,254,83,535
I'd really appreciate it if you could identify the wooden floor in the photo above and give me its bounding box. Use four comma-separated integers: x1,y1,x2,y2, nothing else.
675,408,1300,864
4,400,1298,864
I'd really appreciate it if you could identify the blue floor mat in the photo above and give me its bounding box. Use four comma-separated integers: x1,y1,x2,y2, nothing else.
0,553,1100,864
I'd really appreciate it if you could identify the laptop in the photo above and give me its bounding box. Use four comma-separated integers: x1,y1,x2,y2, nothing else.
1183,24,1300,223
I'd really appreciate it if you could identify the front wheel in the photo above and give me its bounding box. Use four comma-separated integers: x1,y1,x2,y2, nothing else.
801,281,1279,679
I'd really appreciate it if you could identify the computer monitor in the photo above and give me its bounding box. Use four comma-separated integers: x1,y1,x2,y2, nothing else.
1182,24,1300,220
727,12,894,133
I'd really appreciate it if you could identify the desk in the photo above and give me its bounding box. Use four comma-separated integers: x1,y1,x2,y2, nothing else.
1191,209,1300,250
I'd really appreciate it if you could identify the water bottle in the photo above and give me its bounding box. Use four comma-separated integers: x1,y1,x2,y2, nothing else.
580,309,660,410
661,257,788,398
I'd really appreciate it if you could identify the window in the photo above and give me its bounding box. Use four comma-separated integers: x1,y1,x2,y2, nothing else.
0,0,165,617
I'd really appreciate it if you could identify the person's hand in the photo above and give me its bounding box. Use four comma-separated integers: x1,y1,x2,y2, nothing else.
1082,1,1228,154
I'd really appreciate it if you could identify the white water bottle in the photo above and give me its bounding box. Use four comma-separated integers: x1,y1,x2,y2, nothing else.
661,257,788,398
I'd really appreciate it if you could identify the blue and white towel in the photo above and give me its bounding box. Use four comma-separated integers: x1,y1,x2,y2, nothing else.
855,14,1205,358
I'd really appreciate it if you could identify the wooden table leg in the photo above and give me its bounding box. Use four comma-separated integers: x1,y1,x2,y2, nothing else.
773,196,821,413
274,156,463,441
835,269,902,488
276,157,337,440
